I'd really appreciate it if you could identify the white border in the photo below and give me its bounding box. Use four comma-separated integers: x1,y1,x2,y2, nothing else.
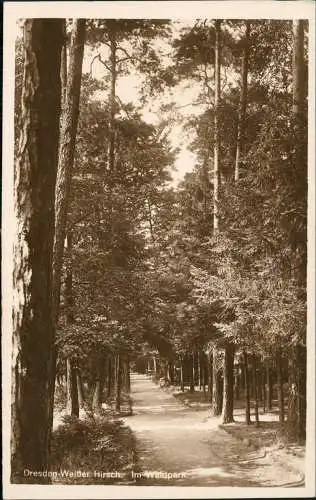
2,2,315,499
2,1,316,20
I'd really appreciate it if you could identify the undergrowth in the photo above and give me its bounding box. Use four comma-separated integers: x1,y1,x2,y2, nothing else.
51,413,137,484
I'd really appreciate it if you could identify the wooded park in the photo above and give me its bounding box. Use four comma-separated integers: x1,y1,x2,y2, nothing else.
10,17,309,487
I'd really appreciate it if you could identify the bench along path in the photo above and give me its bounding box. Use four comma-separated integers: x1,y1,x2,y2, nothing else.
123,373,304,487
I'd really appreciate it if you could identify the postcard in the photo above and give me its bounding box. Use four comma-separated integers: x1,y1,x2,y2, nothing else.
2,1,315,498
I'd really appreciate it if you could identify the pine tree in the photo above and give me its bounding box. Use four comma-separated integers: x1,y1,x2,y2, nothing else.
11,19,63,483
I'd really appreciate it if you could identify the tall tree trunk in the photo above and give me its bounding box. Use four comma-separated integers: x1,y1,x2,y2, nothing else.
108,31,117,175
107,355,114,399
189,353,195,393
208,351,213,403
296,345,306,439
211,347,222,416
153,355,157,374
66,359,79,417
287,346,306,440
262,366,266,413
234,21,250,182
222,344,234,423
292,20,305,134
115,353,121,412
11,19,63,483
266,363,273,410
287,19,307,441
50,21,85,435
120,355,131,393
180,356,185,392
243,351,251,425
197,351,201,389
276,349,285,423
213,19,221,233
64,231,79,417
234,365,240,401
52,19,86,323
253,355,260,427
169,360,175,385
48,20,68,434
201,352,206,394
92,357,106,414
64,231,74,321
60,21,67,106
211,22,223,417
76,372,85,409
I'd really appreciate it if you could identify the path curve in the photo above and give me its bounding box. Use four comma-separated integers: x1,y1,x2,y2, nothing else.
124,373,304,487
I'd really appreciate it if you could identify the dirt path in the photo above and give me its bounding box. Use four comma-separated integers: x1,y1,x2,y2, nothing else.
123,373,305,487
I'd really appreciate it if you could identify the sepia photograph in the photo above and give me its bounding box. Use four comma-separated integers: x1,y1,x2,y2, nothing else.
2,1,315,499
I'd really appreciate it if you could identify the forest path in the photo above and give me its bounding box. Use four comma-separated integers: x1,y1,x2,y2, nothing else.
123,373,305,487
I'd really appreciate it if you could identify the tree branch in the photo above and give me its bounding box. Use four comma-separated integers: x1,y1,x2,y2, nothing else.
90,53,112,74
116,46,132,59
90,54,100,74
115,95,132,119
116,45,143,65
116,56,133,65
102,40,112,50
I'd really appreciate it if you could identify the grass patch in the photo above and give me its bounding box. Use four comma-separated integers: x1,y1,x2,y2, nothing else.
219,420,280,450
173,389,211,410
51,413,137,484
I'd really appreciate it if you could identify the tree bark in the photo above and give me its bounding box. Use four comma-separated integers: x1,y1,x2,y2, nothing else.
287,19,307,441
66,358,79,417
243,351,251,425
153,355,157,374
211,347,222,416
189,353,195,393
266,363,273,410
276,349,285,423
180,356,185,392
222,344,234,424
64,230,79,417
115,353,121,411
60,21,67,107
108,30,117,175
235,21,250,182
213,19,221,233
169,360,175,385
201,352,206,394
253,355,260,427
107,355,114,398
65,231,74,321
120,355,131,393
262,366,266,413
127,357,131,393
208,351,213,403
92,357,106,414
287,345,306,440
76,372,85,409
11,19,63,483
52,19,86,323
234,365,240,401
292,20,305,131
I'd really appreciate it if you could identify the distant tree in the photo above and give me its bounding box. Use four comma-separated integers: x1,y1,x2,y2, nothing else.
87,19,172,175
235,21,250,182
